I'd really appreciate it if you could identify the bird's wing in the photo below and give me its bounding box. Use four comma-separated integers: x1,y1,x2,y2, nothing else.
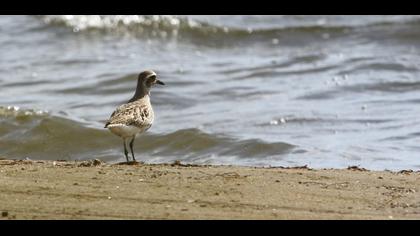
105,103,152,128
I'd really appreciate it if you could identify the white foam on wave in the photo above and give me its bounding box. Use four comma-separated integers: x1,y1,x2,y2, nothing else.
40,15,202,32
0,106,49,116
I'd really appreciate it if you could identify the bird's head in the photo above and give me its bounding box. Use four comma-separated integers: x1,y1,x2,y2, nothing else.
138,70,165,89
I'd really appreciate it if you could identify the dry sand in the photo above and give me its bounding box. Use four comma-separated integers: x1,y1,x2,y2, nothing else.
0,159,419,219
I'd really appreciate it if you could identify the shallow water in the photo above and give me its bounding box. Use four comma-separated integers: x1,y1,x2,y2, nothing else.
1,15,420,170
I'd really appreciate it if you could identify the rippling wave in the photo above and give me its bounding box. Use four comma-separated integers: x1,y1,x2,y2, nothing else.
0,106,296,164
37,15,420,41
38,15,239,39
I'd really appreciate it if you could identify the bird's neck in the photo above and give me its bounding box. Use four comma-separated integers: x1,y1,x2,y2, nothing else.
129,84,150,103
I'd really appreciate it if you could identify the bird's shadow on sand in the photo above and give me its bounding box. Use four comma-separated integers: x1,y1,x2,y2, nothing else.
114,161,144,166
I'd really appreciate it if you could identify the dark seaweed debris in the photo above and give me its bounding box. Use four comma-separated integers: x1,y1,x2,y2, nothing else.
347,166,368,171
78,159,104,167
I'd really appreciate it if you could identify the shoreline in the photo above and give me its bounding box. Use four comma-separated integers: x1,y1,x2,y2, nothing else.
0,159,419,219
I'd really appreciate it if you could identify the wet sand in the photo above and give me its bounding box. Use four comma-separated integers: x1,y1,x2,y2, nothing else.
0,159,419,219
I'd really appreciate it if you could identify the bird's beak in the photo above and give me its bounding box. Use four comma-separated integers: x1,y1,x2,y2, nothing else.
156,80,165,85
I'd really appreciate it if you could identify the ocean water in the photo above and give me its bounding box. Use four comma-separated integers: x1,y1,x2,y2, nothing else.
1,15,420,170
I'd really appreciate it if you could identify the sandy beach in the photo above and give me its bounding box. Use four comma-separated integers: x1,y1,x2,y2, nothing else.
0,159,419,220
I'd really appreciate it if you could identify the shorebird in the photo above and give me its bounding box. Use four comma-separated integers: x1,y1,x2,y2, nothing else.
105,70,164,162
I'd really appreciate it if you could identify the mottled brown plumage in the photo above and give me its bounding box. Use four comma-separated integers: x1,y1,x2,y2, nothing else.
105,101,153,129
105,70,164,162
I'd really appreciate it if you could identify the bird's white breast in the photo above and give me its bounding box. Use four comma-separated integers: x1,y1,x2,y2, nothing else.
108,125,147,138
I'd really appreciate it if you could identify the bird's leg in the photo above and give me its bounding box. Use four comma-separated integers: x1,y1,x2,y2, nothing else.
129,136,136,162
123,138,129,162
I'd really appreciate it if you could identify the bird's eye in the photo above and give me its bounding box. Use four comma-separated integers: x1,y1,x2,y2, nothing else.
145,75,157,87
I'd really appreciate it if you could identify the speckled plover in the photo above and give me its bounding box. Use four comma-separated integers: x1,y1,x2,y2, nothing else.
105,70,165,162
